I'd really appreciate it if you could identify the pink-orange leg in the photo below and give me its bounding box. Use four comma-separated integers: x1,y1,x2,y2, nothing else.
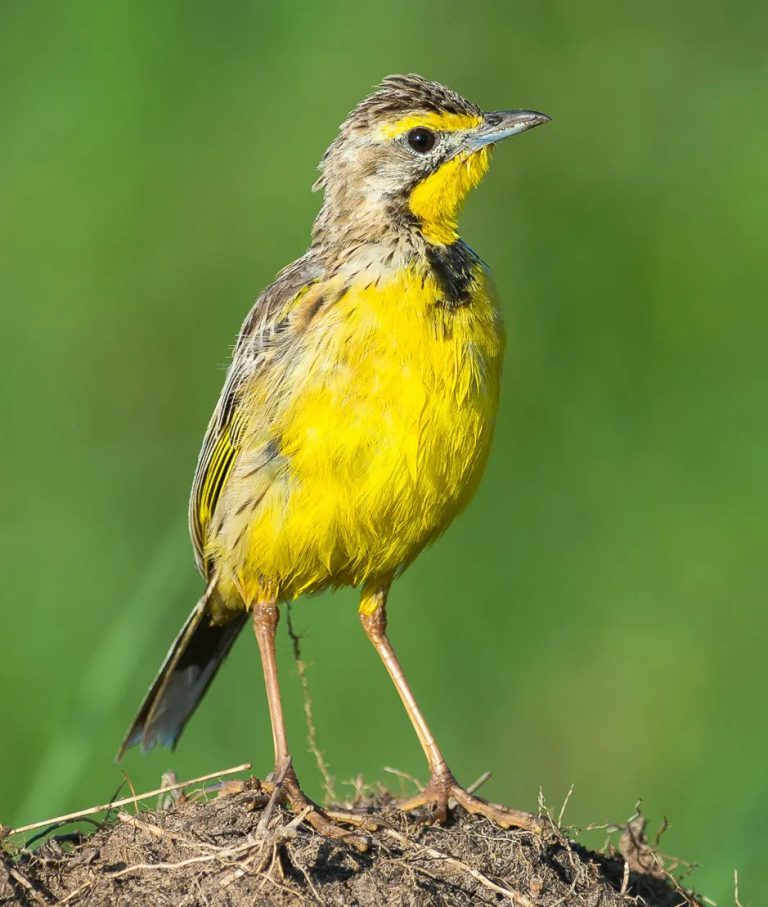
359,584,542,831
252,599,374,847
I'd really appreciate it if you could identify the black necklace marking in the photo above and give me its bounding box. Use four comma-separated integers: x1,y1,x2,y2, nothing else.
425,241,479,309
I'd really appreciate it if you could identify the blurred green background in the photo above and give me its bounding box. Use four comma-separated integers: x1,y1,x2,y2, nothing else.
1,1,766,902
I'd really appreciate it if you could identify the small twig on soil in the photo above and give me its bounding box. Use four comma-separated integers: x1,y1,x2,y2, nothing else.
285,603,336,803
218,804,311,892
2,762,252,838
106,801,316,891
119,769,137,807
117,811,222,853
8,866,51,906
286,840,325,904
653,815,669,848
466,771,492,795
619,857,630,897
56,881,95,907
619,812,703,907
733,869,745,907
557,784,575,827
255,759,291,837
383,766,423,792
383,826,537,906
106,836,266,878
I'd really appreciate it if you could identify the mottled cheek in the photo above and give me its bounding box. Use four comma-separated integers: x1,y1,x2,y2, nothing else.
356,146,382,180
338,145,405,207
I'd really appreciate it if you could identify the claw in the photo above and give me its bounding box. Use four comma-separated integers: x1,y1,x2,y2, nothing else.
399,770,543,832
261,767,377,851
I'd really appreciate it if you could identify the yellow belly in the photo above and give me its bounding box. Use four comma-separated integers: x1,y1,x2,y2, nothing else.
220,263,504,604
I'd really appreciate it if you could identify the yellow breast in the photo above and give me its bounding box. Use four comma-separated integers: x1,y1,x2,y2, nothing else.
225,261,504,603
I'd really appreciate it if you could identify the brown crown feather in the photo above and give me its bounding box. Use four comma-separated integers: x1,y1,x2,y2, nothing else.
342,74,481,129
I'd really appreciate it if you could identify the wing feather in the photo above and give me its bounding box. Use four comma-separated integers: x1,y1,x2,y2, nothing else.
188,254,322,573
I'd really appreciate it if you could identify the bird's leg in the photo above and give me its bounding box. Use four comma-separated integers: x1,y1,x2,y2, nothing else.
252,599,291,771
251,598,374,847
359,584,542,831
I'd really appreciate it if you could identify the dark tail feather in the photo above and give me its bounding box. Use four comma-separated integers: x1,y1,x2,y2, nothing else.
117,580,248,760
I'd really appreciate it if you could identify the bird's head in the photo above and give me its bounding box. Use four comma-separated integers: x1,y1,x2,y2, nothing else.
313,74,549,247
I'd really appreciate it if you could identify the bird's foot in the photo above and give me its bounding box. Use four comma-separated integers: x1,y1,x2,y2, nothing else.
261,762,377,851
399,769,544,832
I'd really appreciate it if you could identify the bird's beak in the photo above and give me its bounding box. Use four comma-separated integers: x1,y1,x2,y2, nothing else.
467,109,551,150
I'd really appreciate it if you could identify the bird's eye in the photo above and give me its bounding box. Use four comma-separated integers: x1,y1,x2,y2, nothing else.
407,127,437,153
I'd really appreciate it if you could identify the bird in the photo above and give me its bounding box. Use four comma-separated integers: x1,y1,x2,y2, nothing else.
119,74,549,841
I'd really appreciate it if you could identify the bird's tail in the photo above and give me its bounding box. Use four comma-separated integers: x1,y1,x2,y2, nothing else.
117,578,247,760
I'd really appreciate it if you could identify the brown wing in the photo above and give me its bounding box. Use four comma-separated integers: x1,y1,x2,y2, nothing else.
188,254,323,574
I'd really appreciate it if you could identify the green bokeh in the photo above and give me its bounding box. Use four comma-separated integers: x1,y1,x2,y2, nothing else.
1,2,766,902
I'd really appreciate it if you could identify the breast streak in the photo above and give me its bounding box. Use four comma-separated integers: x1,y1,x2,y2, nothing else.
241,265,504,598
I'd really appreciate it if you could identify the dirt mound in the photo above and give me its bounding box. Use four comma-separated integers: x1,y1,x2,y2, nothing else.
1,779,704,906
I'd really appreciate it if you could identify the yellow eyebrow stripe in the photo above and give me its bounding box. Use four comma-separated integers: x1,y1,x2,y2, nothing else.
380,111,482,139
